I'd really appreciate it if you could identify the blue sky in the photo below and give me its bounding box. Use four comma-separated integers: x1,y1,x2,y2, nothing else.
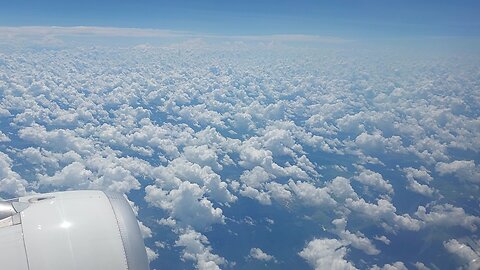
1,0,480,37
1,2,480,270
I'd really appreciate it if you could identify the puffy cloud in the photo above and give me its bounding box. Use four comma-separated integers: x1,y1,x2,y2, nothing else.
237,144,272,169
415,204,480,232
332,218,380,255
401,166,435,197
69,154,145,193
336,111,397,136
19,125,95,156
305,114,338,137
113,156,155,180
151,157,236,203
265,182,292,202
192,127,229,149
355,132,405,154
239,186,272,205
231,112,254,130
354,168,393,194
283,165,310,180
240,166,272,189
444,239,480,270
145,246,159,263
406,179,435,197
38,161,93,188
177,104,226,129
413,262,431,270
436,160,480,183
296,155,319,177
145,182,224,230
299,238,357,270
19,147,57,168
260,127,298,157
263,120,327,152
370,262,407,270
183,145,223,171
403,167,433,183
126,121,193,158
91,164,141,193
288,180,336,207
138,221,153,239
175,229,226,270
0,152,28,196
18,147,82,170
346,198,422,231
0,107,11,117
374,235,391,245
408,137,449,164
249,248,276,262
327,176,358,201
0,131,10,142
403,167,435,197
234,139,309,181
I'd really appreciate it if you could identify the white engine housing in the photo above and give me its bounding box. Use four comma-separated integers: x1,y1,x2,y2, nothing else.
0,190,149,270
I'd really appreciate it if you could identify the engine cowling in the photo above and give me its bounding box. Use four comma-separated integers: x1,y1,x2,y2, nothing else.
0,190,150,270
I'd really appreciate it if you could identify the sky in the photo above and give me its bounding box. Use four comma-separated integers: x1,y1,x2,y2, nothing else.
1,2,480,270
1,0,480,37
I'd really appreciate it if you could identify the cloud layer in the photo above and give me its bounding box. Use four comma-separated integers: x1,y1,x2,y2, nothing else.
0,37,478,269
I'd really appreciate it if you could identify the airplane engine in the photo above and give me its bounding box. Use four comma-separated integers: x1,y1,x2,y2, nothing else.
0,190,150,270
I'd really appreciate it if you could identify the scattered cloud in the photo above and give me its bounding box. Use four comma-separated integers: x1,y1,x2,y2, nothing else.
415,204,480,232
370,261,408,270
444,239,480,270
0,40,478,270
249,248,277,263
175,229,227,270
0,152,28,196
436,160,480,183
299,238,357,270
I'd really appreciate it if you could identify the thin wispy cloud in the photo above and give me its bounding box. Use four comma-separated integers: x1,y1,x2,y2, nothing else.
0,26,192,38
0,26,351,46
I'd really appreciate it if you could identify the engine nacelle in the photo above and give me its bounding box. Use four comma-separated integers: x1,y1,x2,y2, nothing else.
0,190,150,270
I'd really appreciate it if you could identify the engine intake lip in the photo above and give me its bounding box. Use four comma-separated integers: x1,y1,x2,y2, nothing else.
104,191,150,270
0,201,17,220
